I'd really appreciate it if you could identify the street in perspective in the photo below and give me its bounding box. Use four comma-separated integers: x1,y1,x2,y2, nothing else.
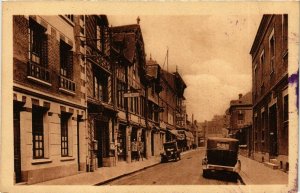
10,11,296,189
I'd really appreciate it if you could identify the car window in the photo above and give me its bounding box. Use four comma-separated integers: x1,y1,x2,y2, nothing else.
216,142,229,150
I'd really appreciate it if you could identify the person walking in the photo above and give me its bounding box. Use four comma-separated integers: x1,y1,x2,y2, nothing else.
131,139,138,161
137,140,144,161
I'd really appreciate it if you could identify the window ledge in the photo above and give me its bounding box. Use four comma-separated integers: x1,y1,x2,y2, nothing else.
60,157,75,162
27,76,52,87
59,88,76,95
31,158,53,165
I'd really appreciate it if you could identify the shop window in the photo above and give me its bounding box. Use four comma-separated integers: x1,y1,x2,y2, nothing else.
32,106,45,159
61,113,70,157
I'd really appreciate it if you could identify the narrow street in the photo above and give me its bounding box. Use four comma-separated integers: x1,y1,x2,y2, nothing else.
103,149,242,185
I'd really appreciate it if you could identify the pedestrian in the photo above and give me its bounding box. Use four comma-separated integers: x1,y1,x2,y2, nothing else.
137,140,144,161
131,139,138,161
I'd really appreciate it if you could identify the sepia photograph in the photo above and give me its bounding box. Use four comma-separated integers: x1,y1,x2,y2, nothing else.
1,1,299,193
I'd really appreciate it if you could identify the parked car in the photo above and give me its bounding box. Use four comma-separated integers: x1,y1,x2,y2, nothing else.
202,137,241,178
161,141,181,162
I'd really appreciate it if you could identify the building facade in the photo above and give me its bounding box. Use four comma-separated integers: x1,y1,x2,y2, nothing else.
227,93,253,156
13,15,87,184
250,14,288,171
13,14,192,184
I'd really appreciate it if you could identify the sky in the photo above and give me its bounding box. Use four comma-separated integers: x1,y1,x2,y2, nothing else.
108,15,262,123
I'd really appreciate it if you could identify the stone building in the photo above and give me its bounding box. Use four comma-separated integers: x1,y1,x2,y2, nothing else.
146,58,165,156
111,22,152,162
84,15,117,170
13,15,87,184
204,115,228,138
250,14,288,171
227,93,253,156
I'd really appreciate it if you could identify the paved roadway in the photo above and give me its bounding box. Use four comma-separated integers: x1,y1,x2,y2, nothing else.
104,149,242,185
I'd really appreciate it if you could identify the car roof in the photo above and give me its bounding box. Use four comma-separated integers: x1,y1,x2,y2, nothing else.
207,137,238,142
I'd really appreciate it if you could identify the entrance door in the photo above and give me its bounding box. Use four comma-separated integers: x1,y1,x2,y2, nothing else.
13,107,22,183
269,104,278,156
151,131,154,156
95,121,109,167
117,125,126,161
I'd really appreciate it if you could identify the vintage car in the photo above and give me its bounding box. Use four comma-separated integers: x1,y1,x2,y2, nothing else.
160,141,181,162
202,137,241,177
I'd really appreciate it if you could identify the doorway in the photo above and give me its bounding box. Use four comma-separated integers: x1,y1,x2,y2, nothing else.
151,131,154,156
94,120,109,167
13,105,22,183
269,104,278,157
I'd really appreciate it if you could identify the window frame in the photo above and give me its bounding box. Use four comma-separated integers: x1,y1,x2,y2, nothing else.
61,112,70,157
32,106,45,159
269,28,275,74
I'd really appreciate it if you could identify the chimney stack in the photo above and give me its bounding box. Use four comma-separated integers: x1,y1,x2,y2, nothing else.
239,93,243,99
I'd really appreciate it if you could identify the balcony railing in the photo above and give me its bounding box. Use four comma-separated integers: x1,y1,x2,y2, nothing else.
28,62,50,84
59,75,76,93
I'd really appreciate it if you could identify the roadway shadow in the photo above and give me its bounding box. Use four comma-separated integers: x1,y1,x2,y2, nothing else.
203,171,244,184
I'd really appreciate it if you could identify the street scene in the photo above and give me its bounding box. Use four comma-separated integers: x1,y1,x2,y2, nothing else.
7,4,298,192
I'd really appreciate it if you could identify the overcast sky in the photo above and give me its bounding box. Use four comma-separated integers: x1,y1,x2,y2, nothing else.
108,15,262,123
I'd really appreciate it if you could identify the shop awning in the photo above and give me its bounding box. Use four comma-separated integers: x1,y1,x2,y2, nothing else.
184,131,194,141
168,129,185,140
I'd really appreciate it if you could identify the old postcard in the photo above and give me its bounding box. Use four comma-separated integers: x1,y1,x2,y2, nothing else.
1,1,299,193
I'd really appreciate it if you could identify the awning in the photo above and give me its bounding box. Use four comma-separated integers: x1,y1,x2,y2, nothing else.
184,131,194,141
168,129,185,140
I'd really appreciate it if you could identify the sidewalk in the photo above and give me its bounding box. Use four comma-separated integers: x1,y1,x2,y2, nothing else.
238,155,288,185
34,150,194,185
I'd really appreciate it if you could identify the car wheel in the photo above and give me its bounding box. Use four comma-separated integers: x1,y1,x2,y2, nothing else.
203,169,209,178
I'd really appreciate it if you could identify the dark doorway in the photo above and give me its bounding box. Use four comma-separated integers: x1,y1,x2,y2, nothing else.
151,131,154,156
95,120,109,167
141,129,146,158
117,124,127,161
269,104,278,157
13,104,22,183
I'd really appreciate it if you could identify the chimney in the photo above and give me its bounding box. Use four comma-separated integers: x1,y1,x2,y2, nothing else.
239,93,243,99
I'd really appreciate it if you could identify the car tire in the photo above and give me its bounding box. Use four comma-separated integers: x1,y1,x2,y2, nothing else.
203,169,209,178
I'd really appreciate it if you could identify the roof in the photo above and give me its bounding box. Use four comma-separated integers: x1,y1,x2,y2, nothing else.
250,15,273,56
112,33,136,63
207,137,238,142
111,24,145,64
230,92,252,107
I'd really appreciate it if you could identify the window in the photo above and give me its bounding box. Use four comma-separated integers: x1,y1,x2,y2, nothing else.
261,84,265,96
260,50,265,79
269,29,275,73
65,15,74,23
29,18,48,66
96,25,102,51
93,72,108,102
261,111,265,141
32,106,44,159
61,113,70,157
283,95,289,122
238,110,244,123
60,40,73,79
